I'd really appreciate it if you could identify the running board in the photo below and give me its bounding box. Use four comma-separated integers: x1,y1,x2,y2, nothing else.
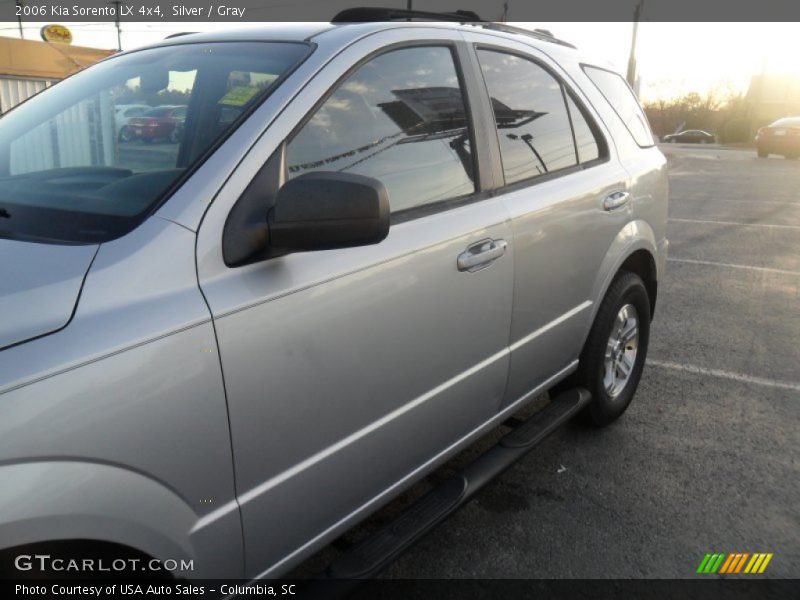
325,388,591,580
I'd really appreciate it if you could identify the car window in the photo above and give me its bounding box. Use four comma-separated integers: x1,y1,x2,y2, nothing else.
286,46,475,213
476,49,577,185
582,65,655,147
0,41,310,245
565,94,601,163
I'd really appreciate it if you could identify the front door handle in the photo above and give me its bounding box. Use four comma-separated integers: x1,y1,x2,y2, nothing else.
457,238,508,272
603,190,631,211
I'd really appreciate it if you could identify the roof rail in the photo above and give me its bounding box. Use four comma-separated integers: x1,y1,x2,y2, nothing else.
165,32,197,39
332,7,482,23
330,7,575,49
479,23,576,49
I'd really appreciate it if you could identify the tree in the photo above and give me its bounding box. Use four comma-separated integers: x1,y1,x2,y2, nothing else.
643,86,751,143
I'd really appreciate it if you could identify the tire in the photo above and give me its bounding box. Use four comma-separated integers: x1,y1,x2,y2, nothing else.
118,126,132,142
169,127,181,144
757,149,768,158
573,272,651,427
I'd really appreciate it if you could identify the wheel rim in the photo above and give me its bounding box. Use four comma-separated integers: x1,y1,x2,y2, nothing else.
604,304,639,398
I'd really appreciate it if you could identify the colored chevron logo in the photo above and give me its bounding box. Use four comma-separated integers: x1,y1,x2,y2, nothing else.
696,552,773,574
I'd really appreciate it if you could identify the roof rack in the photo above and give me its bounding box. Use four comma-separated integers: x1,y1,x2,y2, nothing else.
330,7,575,49
481,23,576,49
332,7,482,23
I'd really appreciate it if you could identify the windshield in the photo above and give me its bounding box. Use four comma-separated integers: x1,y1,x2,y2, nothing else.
0,41,310,245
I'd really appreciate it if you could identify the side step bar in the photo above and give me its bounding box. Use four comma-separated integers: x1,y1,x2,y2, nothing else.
325,388,591,580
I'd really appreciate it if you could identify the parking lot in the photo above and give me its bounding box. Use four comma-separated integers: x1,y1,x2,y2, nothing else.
295,144,799,579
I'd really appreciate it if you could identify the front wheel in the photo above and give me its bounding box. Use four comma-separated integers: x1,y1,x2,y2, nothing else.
574,272,651,427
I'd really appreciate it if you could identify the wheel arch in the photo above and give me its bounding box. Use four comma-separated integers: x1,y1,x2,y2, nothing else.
584,220,660,348
0,539,163,579
0,461,198,576
618,249,658,319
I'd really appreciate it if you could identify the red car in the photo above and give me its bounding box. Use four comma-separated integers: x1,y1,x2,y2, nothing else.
127,105,187,143
756,117,800,158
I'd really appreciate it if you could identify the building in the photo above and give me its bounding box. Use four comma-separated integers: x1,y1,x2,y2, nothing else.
0,36,114,113
746,74,800,125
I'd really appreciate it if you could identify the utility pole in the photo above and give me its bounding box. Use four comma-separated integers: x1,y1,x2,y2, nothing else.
502,1,509,22
626,0,644,89
109,0,122,51
15,1,24,39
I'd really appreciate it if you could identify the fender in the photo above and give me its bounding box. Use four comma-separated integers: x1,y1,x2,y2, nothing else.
581,219,660,346
0,461,242,578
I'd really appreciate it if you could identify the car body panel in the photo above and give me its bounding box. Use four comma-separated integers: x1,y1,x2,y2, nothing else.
0,218,241,576
194,26,516,577
0,21,668,580
460,31,635,405
0,240,97,350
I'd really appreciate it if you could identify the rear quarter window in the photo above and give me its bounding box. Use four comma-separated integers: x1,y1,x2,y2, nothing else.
582,65,655,147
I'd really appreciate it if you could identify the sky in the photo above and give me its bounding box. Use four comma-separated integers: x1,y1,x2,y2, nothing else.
2,21,800,102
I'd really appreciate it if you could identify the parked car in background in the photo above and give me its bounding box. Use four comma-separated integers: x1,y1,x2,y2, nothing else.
127,105,187,143
662,129,716,144
115,104,150,141
756,117,800,158
0,14,667,580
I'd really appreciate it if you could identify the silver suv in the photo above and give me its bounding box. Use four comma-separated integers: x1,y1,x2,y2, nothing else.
0,17,667,580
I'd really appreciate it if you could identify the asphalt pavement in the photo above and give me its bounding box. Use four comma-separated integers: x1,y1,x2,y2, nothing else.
294,143,800,579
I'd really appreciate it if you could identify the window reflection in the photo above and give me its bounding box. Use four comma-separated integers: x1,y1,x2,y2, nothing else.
477,50,578,184
287,47,475,213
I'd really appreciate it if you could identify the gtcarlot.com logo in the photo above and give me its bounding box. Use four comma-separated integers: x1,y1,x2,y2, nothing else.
696,552,773,575
14,554,194,574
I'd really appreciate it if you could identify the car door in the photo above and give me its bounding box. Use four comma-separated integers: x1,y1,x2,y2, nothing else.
462,35,632,405
195,33,514,577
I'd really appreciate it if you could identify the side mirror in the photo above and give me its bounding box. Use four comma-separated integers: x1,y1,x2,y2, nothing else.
268,172,390,252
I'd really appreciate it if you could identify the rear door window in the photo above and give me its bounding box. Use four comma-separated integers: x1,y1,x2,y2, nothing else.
565,94,601,163
476,49,578,185
286,46,475,214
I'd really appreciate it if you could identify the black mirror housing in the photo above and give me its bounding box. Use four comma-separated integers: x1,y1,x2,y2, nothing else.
268,172,390,252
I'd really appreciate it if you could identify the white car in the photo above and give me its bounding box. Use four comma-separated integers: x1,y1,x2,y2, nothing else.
114,104,150,141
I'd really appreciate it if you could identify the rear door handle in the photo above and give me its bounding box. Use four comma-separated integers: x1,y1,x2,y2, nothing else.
457,238,508,272
603,190,631,211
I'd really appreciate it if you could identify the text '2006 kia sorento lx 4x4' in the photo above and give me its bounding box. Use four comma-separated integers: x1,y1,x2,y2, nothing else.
0,13,668,581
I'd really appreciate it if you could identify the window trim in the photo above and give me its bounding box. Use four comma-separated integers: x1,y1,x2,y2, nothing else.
283,40,485,224
472,43,610,195
580,63,656,148
563,83,610,166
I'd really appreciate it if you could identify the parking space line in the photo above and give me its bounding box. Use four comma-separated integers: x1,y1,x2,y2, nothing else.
646,359,800,392
669,218,800,231
667,257,800,276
